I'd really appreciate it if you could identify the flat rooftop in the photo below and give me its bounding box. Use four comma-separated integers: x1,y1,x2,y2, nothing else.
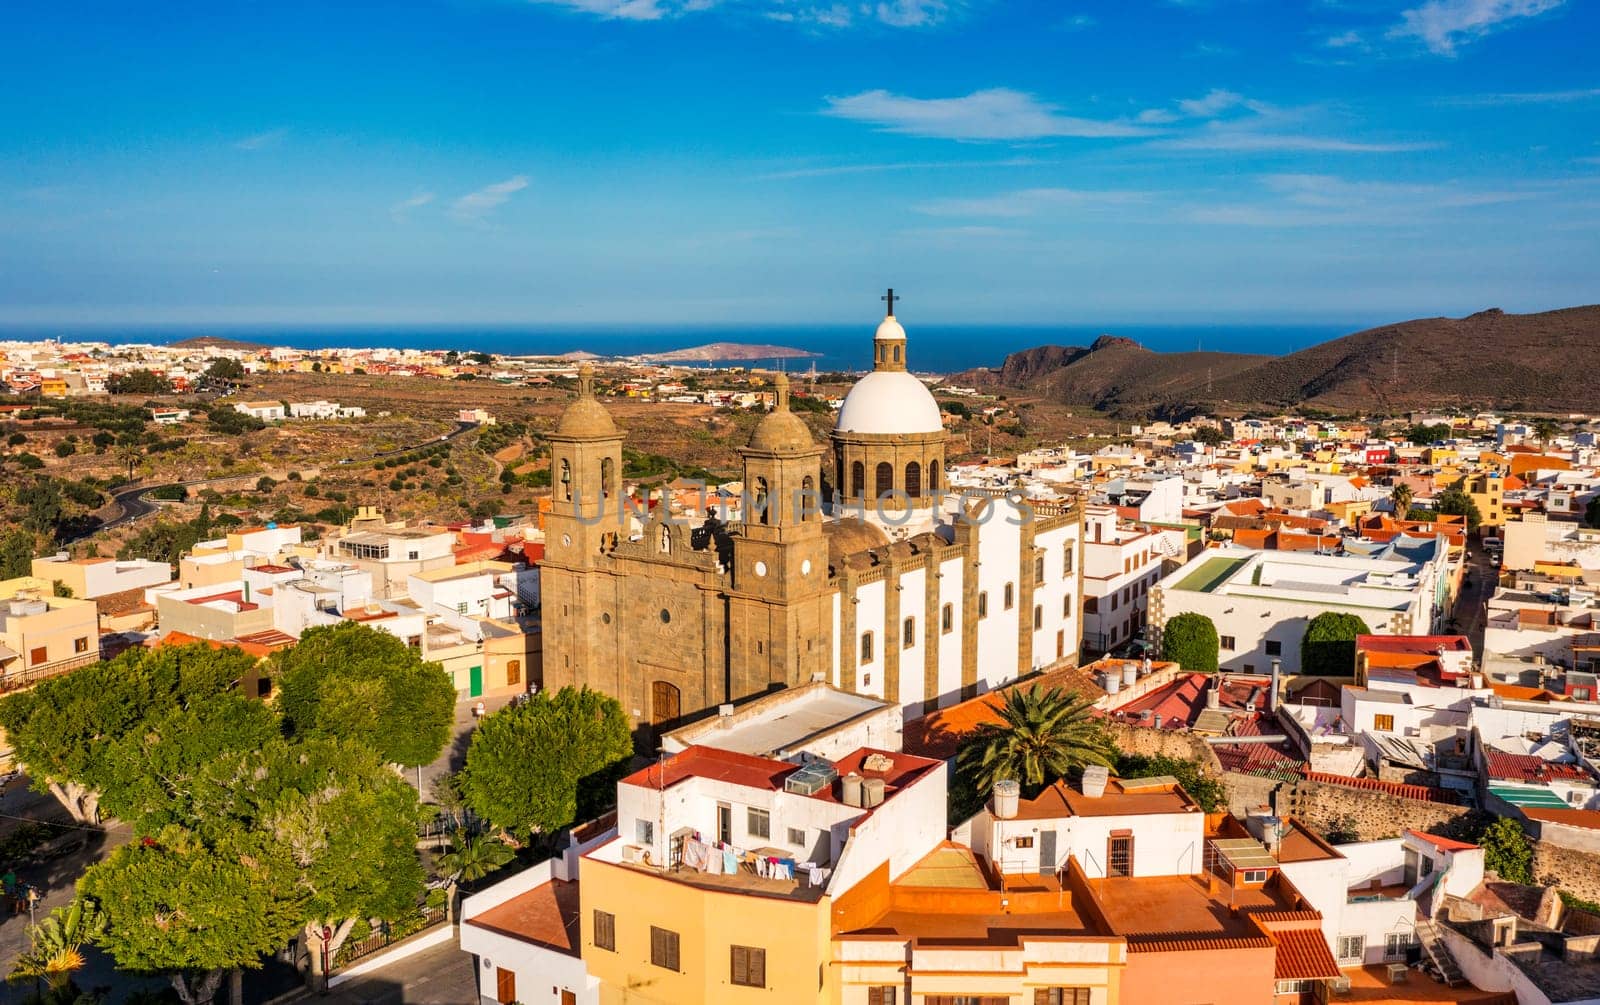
663,683,891,758
1088,873,1293,940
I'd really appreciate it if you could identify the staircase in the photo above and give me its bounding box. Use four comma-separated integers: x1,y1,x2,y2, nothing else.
1414,918,1466,987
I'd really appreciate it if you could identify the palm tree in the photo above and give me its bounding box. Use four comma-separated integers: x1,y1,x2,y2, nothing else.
957,685,1116,798
1532,419,1560,451
7,899,107,991
1390,482,1414,522
436,836,515,917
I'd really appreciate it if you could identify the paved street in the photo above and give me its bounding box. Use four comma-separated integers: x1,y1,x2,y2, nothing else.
1455,541,1500,657
417,692,520,798
316,938,478,1005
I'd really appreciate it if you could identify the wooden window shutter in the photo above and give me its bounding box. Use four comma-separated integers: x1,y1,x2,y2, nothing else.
1035,991,1051,1005
731,946,747,986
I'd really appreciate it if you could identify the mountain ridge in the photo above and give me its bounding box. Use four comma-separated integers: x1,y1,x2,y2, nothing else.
956,305,1600,416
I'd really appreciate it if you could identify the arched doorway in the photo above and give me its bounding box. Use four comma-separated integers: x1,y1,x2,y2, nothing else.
651,680,681,727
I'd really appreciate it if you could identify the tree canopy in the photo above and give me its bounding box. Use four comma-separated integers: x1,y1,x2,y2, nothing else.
1477,816,1534,885
1116,752,1224,813
1161,612,1219,673
106,370,173,396
461,686,633,838
1300,611,1371,676
0,643,256,823
955,685,1115,800
1435,479,1483,533
79,828,305,1005
273,622,456,767
203,358,246,381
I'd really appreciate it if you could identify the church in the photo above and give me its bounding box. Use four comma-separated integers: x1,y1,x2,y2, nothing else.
539,301,1085,735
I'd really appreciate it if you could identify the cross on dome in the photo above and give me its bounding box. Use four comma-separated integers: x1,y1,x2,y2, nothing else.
881,287,897,317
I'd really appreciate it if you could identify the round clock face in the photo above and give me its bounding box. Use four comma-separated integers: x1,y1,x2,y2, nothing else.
801,559,812,576
754,561,768,577
561,534,572,547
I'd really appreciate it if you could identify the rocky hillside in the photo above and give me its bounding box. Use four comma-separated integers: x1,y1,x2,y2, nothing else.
960,306,1600,416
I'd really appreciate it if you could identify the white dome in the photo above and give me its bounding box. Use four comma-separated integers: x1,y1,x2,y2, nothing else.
835,370,944,435
875,316,906,341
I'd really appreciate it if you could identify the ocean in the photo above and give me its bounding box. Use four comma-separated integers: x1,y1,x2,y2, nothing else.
1,322,1356,375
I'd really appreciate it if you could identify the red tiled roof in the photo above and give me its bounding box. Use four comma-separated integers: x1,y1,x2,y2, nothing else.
1272,926,1342,980
1406,829,1478,852
464,878,580,956
1357,634,1471,655
1125,935,1272,953
622,745,940,805
1482,749,1593,784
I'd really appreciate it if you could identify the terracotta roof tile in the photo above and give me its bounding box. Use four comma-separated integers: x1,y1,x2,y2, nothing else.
1299,769,1458,804
1272,926,1342,980
1482,749,1593,784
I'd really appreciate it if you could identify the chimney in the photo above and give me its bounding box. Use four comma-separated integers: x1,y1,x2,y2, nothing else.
1269,658,1282,711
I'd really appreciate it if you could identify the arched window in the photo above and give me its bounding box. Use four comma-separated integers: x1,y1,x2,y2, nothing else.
754,477,770,525
558,459,572,501
600,456,615,498
905,461,922,497
659,523,672,554
893,344,902,363
851,461,865,498
801,475,816,521
930,459,940,491
875,461,894,500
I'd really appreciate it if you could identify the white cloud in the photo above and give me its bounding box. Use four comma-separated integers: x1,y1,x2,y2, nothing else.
915,187,1149,218
1191,172,1541,226
1176,88,1246,118
1442,87,1600,106
390,191,436,221
1059,14,1095,30
1388,0,1565,56
1323,29,1367,49
451,176,529,222
234,128,288,151
757,156,1041,180
1153,123,1436,153
875,0,947,27
821,88,1150,141
527,0,953,26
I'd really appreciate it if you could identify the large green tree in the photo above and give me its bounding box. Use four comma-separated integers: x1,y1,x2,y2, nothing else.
79,828,305,1005
0,643,255,823
1160,612,1219,673
461,686,633,838
1116,752,1225,813
99,693,280,831
955,685,1115,799
1300,611,1371,676
187,738,430,986
273,623,455,767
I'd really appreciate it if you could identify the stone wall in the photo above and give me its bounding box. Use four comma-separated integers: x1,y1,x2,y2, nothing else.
1216,771,1471,840
1533,841,1600,905
1107,722,1221,773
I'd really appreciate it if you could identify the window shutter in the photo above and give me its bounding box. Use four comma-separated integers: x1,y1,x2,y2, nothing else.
731,946,747,986
1035,991,1051,1005
750,948,765,987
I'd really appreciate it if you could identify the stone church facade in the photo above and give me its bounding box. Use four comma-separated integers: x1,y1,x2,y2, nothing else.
540,308,1084,735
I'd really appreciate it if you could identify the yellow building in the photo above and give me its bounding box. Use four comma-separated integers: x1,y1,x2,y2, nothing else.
1462,470,1506,529
38,377,69,398
0,577,101,686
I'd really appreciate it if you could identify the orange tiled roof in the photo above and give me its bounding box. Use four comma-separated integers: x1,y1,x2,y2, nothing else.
1299,769,1457,804
903,663,1118,759
1272,926,1342,980
1406,829,1478,852
1521,806,1600,830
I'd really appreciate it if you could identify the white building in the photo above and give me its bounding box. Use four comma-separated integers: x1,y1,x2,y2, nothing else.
233,400,286,422
288,400,366,419
1150,539,1453,675
1080,505,1186,654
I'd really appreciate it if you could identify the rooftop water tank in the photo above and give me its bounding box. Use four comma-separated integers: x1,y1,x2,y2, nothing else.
1122,661,1138,686
993,779,1020,819
862,777,887,808
839,772,863,808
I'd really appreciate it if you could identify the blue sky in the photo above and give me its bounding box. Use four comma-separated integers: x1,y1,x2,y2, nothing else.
2,0,1596,326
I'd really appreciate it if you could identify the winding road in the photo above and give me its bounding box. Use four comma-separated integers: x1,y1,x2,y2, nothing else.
69,420,478,544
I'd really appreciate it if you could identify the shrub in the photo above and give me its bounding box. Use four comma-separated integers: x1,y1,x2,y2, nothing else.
1161,612,1219,672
